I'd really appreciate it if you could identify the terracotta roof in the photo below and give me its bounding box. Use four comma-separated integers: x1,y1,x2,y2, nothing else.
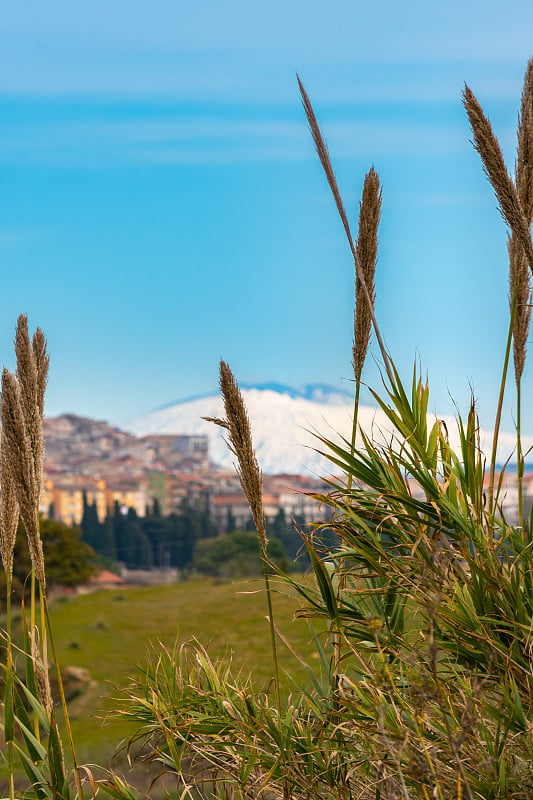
90,570,125,585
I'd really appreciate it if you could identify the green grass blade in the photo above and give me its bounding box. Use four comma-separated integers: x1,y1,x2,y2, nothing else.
12,685,46,765
14,675,51,733
48,708,69,800
11,742,51,800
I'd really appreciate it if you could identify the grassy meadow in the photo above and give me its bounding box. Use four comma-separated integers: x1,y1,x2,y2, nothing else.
6,577,323,770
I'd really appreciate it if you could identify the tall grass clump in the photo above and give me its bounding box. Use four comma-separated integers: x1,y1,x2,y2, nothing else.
204,360,281,708
1,315,87,800
509,59,533,526
113,59,533,800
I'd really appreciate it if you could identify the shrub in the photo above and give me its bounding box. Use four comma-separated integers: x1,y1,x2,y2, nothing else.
193,530,290,577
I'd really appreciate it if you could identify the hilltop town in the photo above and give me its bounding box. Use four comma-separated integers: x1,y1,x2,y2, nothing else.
42,414,329,531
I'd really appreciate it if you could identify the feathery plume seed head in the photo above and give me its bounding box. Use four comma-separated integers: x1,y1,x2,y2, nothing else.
353,167,381,383
297,74,356,257
463,84,533,270
508,62,533,386
204,361,267,555
297,74,394,383
15,314,48,488
0,420,19,580
516,58,533,225
15,314,38,427
32,327,49,421
509,235,532,384
1,368,45,585
31,326,48,484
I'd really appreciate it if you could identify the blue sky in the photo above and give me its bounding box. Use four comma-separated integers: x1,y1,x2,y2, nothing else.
1,0,533,434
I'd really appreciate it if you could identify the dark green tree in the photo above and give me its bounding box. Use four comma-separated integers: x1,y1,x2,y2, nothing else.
0,518,95,609
111,499,219,570
168,513,199,567
198,507,217,539
225,506,237,533
117,508,152,569
81,492,100,548
113,501,127,563
268,508,309,567
142,513,174,568
40,517,96,586
81,493,117,560
141,509,201,570
98,513,117,561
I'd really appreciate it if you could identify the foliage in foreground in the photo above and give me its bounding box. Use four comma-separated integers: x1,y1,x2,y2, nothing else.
116,370,533,799
109,61,533,800
4,60,533,800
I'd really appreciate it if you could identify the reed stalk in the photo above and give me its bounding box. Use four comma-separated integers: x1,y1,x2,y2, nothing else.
512,60,533,528
517,384,524,527
1,315,84,799
347,381,361,489
5,580,14,800
297,75,393,387
205,361,281,709
464,82,533,515
42,587,85,800
348,167,381,492
463,85,533,273
487,295,515,514
1,384,19,800
508,239,529,527
297,78,385,687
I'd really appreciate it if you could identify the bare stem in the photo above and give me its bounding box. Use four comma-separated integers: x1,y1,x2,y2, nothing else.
42,588,84,800
30,567,40,740
297,76,393,385
346,380,361,494
517,382,524,529
336,381,362,677
206,361,281,708
488,293,516,512
262,562,281,710
5,576,15,800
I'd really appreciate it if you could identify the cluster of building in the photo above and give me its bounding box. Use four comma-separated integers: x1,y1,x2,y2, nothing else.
41,414,329,529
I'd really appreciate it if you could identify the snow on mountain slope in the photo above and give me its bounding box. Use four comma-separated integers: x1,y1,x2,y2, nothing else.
127,386,355,475
124,383,533,476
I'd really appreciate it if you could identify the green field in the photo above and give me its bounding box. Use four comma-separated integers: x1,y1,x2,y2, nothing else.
8,576,324,773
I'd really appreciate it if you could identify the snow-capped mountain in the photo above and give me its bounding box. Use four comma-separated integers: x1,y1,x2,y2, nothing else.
126,383,355,476
124,383,533,477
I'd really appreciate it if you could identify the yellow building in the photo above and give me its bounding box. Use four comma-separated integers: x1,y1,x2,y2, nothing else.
43,476,107,525
105,480,147,518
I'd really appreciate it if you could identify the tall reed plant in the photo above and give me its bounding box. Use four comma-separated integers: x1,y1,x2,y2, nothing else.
205,360,281,708
116,61,533,799
509,60,533,526
1,315,86,800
